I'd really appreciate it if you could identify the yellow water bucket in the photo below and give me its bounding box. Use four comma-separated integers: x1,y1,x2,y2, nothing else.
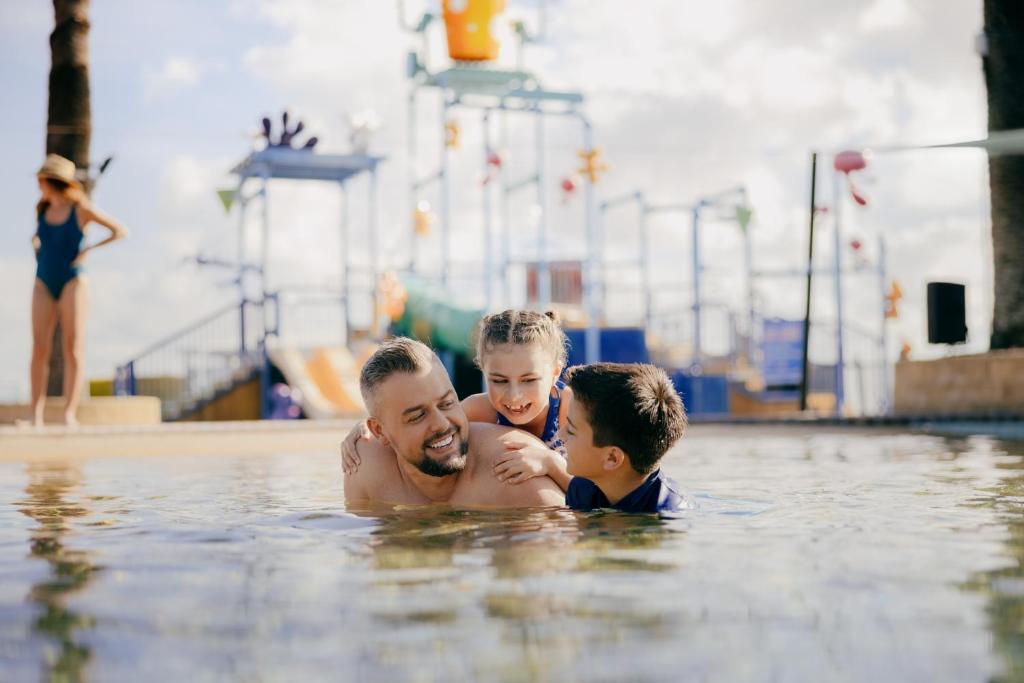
442,0,505,62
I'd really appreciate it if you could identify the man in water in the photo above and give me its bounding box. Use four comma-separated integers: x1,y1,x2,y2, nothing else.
343,337,565,507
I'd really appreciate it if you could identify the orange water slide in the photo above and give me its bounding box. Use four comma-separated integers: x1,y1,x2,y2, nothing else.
269,345,375,419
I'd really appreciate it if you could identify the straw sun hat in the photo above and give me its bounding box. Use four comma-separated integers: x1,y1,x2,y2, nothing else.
36,154,82,188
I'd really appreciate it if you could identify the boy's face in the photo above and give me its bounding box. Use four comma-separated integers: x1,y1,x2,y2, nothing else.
560,399,608,479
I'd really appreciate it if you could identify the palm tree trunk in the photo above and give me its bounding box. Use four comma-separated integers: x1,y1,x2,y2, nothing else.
45,0,91,396
984,0,1024,349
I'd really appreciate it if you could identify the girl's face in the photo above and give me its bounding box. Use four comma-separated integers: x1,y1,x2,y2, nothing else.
482,343,560,426
37,178,65,203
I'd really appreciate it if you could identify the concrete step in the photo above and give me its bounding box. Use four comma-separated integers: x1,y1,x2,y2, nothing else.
0,396,162,426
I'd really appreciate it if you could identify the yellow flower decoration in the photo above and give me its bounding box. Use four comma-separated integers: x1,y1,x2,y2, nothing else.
577,147,609,183
445,119,461,149
885,280,903,319
414,200,435,237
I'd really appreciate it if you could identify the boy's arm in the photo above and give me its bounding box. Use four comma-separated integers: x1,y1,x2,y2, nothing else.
493,443,571,490
544,456,572,492
545,384,573,491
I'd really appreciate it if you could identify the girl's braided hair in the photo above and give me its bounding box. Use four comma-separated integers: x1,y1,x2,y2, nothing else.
475,309,568,369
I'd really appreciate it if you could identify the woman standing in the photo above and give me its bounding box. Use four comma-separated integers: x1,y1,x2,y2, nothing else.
31,154,128,426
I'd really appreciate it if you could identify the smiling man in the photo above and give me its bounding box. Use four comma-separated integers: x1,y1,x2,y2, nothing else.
343,337,565,508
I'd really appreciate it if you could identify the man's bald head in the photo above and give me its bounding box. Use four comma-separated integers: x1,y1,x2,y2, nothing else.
359,337,439,416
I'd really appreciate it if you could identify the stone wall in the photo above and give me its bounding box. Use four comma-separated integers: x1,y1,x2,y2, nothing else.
894,349,1024,416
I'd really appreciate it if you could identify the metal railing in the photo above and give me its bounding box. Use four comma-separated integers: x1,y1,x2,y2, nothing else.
115,299,264,421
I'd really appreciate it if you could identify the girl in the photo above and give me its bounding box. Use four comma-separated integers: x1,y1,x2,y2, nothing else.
31,154,128,426
341,309,572,490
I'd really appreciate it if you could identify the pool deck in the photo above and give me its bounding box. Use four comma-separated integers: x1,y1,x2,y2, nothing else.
2,418,1021,461
0,419,362,460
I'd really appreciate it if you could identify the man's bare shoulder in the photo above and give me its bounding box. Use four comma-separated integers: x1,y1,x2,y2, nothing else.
469,422,546,452
492,469,565,507
455,424,564,508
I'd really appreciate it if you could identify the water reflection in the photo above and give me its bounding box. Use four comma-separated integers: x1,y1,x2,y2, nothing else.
15,462,99,682
343,503,685,680
962,439,1024,683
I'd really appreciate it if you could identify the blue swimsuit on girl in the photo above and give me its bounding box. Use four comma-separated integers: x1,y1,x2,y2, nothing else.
36,204,84,300
496,378,566,452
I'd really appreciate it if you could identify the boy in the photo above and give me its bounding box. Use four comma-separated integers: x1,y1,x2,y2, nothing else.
560,363,690,513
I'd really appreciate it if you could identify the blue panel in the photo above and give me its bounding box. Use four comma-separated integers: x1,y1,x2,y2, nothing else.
565,328,649,367
669,371,730,415
761,319,805,388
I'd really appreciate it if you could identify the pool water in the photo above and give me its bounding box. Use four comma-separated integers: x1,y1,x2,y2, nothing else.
3,426,1024,682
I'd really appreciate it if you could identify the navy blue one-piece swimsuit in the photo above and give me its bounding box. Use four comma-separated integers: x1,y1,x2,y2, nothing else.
496,379,566,453
36,204,84,300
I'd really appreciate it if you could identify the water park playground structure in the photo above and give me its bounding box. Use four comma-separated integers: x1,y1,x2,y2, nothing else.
15,0,1020,428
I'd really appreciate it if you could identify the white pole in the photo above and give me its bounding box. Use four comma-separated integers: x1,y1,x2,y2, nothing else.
408,88,418,272
743,201,756,366
500,109,512,307
440,95,451,288
832,169,846,415
369,167,380,336
878,234,890,414
236,178,248,354
745,229,756,364
260,171,270,342
581,115,599,364
483,110,494,313
340,182,350,345
535,108,551,309
691,204,703,368
638,193,652,330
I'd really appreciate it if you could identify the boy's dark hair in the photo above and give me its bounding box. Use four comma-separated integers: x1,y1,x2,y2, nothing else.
565,363,687,474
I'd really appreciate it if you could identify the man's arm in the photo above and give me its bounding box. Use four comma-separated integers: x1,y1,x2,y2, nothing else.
499,473,565,507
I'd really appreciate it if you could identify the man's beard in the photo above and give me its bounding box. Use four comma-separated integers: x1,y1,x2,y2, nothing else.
416,428,469,477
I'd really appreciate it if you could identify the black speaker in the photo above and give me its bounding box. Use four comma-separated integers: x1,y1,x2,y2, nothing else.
927,282,967,344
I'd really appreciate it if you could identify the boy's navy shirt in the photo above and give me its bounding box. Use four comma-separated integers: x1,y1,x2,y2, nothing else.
566,469,689,513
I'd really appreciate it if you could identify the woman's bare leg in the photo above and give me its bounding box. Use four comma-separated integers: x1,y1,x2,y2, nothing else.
30,279,59,426
58,276,89,427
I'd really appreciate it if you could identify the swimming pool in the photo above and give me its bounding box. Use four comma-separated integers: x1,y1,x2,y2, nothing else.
2,425,1023,681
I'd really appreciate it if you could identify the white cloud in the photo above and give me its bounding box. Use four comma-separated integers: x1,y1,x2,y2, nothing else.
0,3,52,34
860,0,915,32
143,56,205,100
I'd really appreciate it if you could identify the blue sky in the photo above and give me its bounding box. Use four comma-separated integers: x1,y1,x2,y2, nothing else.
0,0,990,412
1,1,280,260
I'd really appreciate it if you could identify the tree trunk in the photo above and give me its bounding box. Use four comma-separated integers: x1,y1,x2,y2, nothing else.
45,0,91,395
984,0,1024,349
